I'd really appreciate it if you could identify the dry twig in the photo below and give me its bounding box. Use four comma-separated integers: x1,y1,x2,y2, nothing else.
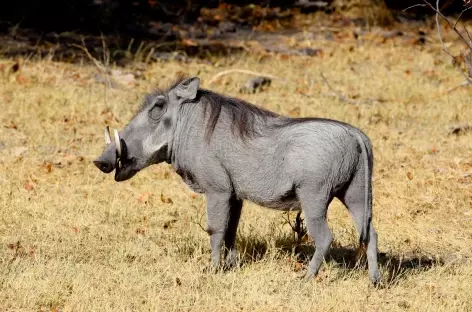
405,1,472,93
320,72,359,104
71,41,113,89
441,80,470,95
282,211,307,244
320,73,387,105
208,69,285,85
422,0,472,84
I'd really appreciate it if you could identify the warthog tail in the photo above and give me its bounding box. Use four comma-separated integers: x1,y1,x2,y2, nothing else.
354,132,371,247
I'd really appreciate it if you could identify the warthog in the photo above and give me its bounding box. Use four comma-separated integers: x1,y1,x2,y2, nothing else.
93,76,381,284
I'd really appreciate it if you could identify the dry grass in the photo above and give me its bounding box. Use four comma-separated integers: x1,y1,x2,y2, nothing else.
1,28,472,311
333,0,394,27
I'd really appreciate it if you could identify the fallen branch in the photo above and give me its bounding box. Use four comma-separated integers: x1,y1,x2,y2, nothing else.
208,69,285,85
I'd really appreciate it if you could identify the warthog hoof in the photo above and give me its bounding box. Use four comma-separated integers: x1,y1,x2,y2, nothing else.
224,252,239,270
297,269,315,281
202,263,224,274
370,271,383,288
203,260,240,274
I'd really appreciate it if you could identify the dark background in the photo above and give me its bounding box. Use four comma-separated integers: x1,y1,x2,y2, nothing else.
0,0,469,36
1,0,470,64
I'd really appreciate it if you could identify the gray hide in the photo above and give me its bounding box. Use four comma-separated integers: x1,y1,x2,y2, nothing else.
93,76,381,284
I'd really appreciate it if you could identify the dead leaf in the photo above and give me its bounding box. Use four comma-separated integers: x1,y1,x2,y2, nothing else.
7,241,20,250
40,162,53,173
10,62,20,73
160,193,173,204
24,183,34,191
126,254,136,263
6,121,17,129
289,107,301,117
163,219,178,229
300,233,312,243
15,74,29,85
294,261,304,272
175,277,182,286
182,39,198,47
138,192,152,204
407,172,413,180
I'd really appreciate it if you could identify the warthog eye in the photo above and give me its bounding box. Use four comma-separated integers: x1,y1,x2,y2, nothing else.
149,97,166,121
153,97,166,107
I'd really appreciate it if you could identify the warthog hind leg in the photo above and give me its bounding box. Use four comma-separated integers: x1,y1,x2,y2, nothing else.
297,187,333,280
340,191,381,284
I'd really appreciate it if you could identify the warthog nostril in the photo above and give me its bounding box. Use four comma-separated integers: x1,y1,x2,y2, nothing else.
93,160,114,173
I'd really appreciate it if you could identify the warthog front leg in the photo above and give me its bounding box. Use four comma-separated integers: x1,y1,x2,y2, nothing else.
205,192,233,271
224,195,242,269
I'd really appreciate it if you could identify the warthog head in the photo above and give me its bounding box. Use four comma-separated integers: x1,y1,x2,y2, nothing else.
93,77,200,181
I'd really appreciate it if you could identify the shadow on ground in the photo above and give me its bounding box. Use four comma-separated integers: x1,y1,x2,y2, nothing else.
236,234,445,284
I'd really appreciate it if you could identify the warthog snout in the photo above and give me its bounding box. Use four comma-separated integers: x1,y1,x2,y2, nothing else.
93,157,114,173
93,126,118,174
93,125,139,181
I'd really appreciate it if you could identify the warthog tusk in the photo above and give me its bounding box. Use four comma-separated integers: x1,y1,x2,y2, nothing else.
114,129,122,158
105,126,112,144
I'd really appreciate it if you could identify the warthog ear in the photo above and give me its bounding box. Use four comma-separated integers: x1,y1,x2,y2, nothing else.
175,77,200,101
